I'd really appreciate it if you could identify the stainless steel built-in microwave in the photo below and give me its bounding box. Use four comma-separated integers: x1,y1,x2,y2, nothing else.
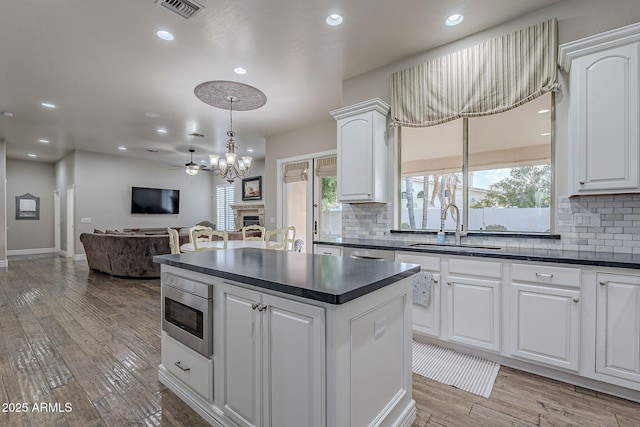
161,273,213,357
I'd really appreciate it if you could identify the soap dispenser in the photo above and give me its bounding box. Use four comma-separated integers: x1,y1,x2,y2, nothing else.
437,229,445,244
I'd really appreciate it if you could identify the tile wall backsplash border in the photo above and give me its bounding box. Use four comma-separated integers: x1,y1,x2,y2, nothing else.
341,195,640,254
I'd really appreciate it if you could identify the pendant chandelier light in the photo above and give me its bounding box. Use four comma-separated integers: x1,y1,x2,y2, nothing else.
194,81,267,183
208,96,253,183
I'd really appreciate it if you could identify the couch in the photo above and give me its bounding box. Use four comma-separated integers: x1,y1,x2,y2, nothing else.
80,230,260,278
80,232,188,278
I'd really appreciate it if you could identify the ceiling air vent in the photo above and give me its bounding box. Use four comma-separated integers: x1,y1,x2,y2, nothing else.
156,0,204,19
188,132,205,137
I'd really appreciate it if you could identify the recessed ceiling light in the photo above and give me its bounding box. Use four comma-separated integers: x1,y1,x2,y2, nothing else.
145,112,160,118
39,139,49,144
41,102,56,109
445,14,464,26
156,30,174,41
118,146,127,151
326,14,343,26
541,132,551,136
247,148,254,153
27,153,37,158
234,67,247,75
538,109,551,114
157,128,168,134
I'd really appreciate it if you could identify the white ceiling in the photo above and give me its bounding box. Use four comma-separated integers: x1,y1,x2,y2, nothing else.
0,0,561,169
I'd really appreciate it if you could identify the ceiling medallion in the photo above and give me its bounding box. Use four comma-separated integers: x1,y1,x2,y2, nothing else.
193,81,267,182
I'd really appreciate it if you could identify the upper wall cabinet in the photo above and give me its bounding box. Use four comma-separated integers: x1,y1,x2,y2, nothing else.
560,24,640,196
331,98,390,203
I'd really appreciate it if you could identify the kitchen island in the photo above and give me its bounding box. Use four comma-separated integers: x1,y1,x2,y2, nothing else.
154,248,420,427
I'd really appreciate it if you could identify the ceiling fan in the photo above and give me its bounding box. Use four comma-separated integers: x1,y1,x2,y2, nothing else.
171,148,210,175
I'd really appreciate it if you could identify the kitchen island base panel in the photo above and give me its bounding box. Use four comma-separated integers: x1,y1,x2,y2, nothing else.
157,263,416,427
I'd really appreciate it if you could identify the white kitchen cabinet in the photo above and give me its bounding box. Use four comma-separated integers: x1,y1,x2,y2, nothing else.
446,258,501,352
509,264,581,371
161,333,214,401
396,251,441,338
560,24,640,195
330,98,390,203
509,284,581,371
596,273,640,385
313,244,342,256
218,284,324,427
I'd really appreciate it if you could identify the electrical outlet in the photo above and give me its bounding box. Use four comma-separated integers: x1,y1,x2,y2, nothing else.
80,217,92,224
573,212,601,227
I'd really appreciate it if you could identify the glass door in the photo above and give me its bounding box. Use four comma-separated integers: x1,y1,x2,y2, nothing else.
280,152,338,254
313,156,341,241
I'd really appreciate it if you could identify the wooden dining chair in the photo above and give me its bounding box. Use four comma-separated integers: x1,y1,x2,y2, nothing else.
242,224,266,241
167,227,181,254
284,226,296,251
192,229,228,251
189,225,213,243
264,228,286,250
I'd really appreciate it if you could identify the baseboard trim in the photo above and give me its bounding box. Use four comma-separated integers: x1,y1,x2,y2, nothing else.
7,247,56,256
74,254,87,261
0,259,7,268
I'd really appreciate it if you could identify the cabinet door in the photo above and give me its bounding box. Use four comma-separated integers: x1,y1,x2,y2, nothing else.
597,273,640,384
221,286,262,427
446,276,501,352
571,43,639,194
510,284,581,371
337,113,374,201
397,253,441,338
262,294,324,427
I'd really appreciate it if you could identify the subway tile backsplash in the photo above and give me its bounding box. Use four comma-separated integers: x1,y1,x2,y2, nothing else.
341,195,640,253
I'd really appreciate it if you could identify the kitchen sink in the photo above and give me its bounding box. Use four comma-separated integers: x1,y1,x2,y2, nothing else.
408,243,503,251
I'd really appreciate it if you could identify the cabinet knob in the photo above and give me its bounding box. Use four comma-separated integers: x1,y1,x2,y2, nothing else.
599,280,608,286
572,298,580,303
433,278,439,284
174,361,190,372
579,181,585,185
447,281,453,286
535,272,554,279
258,303,268,312
252,302,259,310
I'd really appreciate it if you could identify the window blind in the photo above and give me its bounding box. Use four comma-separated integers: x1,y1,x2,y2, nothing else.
315,155,337,177
283,161,309,183
390,19,558,127
216,184,235,231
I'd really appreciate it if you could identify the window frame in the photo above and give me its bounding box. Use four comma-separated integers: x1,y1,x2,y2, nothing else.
395,93,555,235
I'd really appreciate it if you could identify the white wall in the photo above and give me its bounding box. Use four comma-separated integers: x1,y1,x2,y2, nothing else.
264,120,337,224
72,150,214,254
0,143,6,265
7,160,55,251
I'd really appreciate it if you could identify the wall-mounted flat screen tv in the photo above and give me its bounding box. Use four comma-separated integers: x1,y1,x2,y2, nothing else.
131,187,180,214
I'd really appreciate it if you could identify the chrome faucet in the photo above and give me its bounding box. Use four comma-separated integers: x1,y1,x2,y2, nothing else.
441,203,467,246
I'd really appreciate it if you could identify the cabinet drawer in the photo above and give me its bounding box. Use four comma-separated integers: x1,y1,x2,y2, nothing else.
449,258,501,278
314,245,342,256
512,264,580,288
162,334,213,401
396,252,440,271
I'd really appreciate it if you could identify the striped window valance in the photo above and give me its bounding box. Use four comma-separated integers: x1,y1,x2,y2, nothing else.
391,19,559,127
315,156,337,177
283,161,309,183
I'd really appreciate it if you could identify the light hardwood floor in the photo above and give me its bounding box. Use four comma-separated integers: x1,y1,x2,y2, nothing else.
1,254,639,427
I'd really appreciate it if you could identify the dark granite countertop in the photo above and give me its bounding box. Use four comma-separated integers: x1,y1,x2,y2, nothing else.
154,248,420,305
314,238,640,270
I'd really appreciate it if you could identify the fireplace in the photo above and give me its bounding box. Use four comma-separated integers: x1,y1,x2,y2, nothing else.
243,216,260,227
230,204,264,230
